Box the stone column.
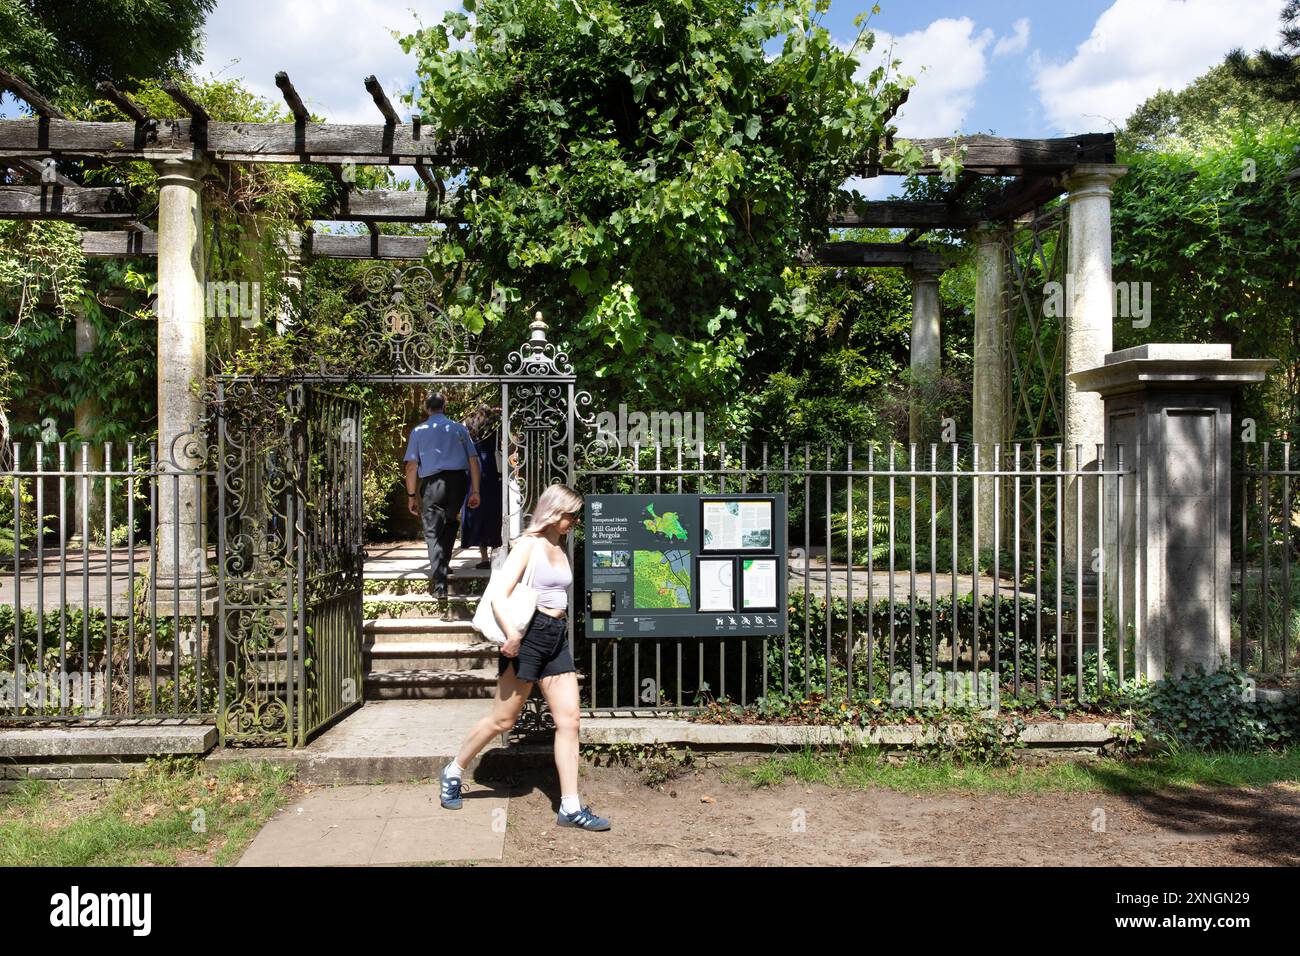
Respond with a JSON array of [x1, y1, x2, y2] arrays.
[[1060, 164, 1127, 596], [906, 260, 944, 445], [1070, 345, 1275, 680], [972, 223, 1009, 538], [72, 299, 103, 542], [154, 157, 210, 583]]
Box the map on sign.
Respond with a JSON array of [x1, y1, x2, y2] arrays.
[[642, 503, 688, 542], [633, 549, 692, 608]]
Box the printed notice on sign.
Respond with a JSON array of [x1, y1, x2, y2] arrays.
[[698, 558, 735, 611], [741, 558, 778, 610], [702, 499, 773, 551]]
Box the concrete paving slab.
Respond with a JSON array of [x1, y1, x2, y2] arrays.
[[237, 782, 508, 865]]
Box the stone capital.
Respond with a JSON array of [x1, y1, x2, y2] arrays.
[[904, 256, 948, 284], [153, 156, 212, 189], [1062, 163, 1128, 203], [968, 221, 1008, 247]]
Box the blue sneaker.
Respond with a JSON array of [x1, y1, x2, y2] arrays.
[[439, 770, 464, 810], [557, 804, 611, 831]]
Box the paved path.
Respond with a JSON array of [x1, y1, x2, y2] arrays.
[[236, 781, 510, 865]]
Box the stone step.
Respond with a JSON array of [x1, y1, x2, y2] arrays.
[[364, 617, 480, 638], [364, 667, 501, 700], [364, 561, 493, 582], [364, 640, 500, 673], [363, 593, 479, 620]]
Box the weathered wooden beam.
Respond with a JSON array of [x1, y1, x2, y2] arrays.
[[901, 172, 980, 245], [161, 80, 210, 124], [413, 164, 438, 191], [274, 72, 311, 123], [6, 158, 76, 187], [364, 76, 402, 125], [860, 133, 1115, 176], [976, 174, 1065, 223], [812, 241, 950, 270], [95, 81, 152, 124], [328, 188, 459, 222], [0, 185, 134, 219], [0, 118, 469, 164], [831, 200, 976, 229], [304, 232, 434, 259], [0, 67, 64, 118], [81, 228, 158, 257]]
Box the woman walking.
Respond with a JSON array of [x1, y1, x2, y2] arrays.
[[458, 403, 504, 569], [439, 483, 610, 831]]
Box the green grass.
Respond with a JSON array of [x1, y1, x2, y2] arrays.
[[0, 756, 298, 866], [725, 744, 1300, 796]]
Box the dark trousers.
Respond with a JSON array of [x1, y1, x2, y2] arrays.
[[420, 469, 469, 591]]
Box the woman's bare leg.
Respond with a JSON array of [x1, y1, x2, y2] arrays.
[[538, 671, 581, 799], [454, 663, 533, 770]]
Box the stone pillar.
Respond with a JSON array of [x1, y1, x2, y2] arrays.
[[906, 260, 944, 445], [972, 223, 1009, 538], [154, 157, 210, 583], [72, 300, 103, 542], [1070, 345, 1275, 680], [1062, 165, 1126, 557]]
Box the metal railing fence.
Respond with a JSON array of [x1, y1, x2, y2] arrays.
[[574, 439, 1135, 713]]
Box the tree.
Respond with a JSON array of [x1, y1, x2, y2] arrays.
[[399, 0, 918, 436], [0, 0, 216, 106], [1121, 57, 1282, 152], [1227, 0, 1300, 109]]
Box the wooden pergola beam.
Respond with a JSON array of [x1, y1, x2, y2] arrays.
[[363, 76, 402, 125], [0, 118, 470, 164], [95, 81, 152, 124], [0, 67, 65, 118], [856, 133, 1114, 176], [43, 178, 1057, 230], [812, 241, 949, 270], [81, 228, 158, 257], [0, 184, 134, 220], [976, 174, 1065, 222], [328, 188, 459, 223], [160, 80, 210, 124], [274, 72, 311, 123], [82, 229, 957, 269], [4, 158, 77, 187], [831, 200, 976, 229], [0, 117, 1113, 177]]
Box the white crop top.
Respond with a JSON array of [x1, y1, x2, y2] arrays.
[[528, 538, 572, 609]]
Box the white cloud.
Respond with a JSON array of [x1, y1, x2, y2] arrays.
[[198, 0, 458, 123], [993, 18, 1030, 58], [1032, 0, 1284, 133], [853, 18, 995, 137], [842, 175, 902, 201]]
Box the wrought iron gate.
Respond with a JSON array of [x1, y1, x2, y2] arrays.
[[212, 263, 587, 744], [214, 381, 364, 746]]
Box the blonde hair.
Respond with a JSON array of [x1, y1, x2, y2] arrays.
[[518, 482, 583, 539]]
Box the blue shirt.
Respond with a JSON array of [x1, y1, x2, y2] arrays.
[[404, 413, 475, 479]]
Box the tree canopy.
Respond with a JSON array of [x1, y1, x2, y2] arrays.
[[0, 0, 215, 105], [399, 0, 918, 435]]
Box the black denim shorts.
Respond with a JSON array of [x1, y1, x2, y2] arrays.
[[498, 609, 575, 682]]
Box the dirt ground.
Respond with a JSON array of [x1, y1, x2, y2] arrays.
[[462, 763, 1300, 867]]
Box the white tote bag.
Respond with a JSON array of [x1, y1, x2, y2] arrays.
[[472, 538, 541, 644]]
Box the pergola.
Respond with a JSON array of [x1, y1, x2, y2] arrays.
[[0, 66, 1126, 567]]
